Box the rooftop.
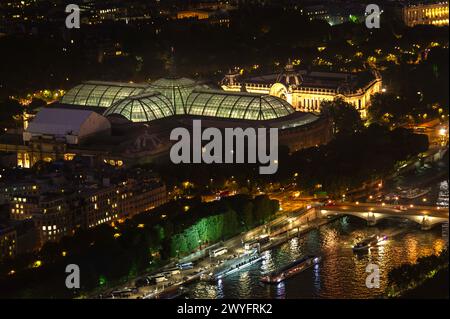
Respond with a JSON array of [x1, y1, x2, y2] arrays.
[[186, 89, 295, 121], [103, 92, 174, 122], [60, 81, 147, 108], [145, 77, 208, 114], [26, 108, 109, 137]]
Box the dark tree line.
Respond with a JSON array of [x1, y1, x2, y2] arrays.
[[155, 121, 429, 198], [277, 124, 429, 195], [386, 250, 448, 298]]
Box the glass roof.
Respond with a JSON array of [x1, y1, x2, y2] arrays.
[[186, 89, 295, 120], [145, 77, 203, 115], [60, 79, 298, 123], [60, 81, 147, 108], [277, 113, 319, 129], [103, 92, 174, 122]]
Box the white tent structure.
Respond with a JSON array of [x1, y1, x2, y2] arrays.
[[24, 108, 111, 144]]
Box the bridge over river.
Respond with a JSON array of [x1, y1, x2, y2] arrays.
[[320, 202, 449, 230]]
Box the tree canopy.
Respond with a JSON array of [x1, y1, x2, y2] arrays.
[[0, 98, 22, 123], [321, 98, 364, 135]]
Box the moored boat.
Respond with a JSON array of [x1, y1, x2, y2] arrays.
[[212, 249, 264, 281], [260, 255, 321, 284]]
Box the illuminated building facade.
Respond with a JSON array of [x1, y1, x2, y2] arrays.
[[221, 61, 382, 119], [402, 2, 449, 27], [3, 175, 167, 248], [177, 10, 210, 20], [32, 194, 73, 245], [175, 9, 230, 27], [303, 5, 330, 22], [10, 195, 38, 221], [0, 226, 16, 261], [33, 179, 166, 247]]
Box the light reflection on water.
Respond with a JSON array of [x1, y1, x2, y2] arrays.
[[187, 216, 446, 299], [275, 281, 286, 299]]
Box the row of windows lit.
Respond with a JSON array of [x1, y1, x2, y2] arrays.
[[42, 225, 57, 231], [43, 230, 63, 236], [103, 159, 124, 166], [3, 185, 37, 193], [88, 215, 116, 228], [242, 84, 338, 94]]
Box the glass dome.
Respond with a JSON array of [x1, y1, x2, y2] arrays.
[[186, 89, 295, 120], [103, 92, 174, 122], [146, 77, 205, 115], [60, 81, 147, 107]]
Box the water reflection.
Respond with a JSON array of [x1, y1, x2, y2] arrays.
[[313, 262, 321, 293], [237, 272, 251, 298], [275, 281, 286, 299], [217, 278, 224, 298], [260, 250, 273, 273], [289, 237, 298, 252], [188, 208, 445, 299]]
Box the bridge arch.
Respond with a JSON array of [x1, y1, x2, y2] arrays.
[[320, 209, 448, 230]]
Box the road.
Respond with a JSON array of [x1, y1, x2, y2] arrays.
[[99, 203, 323, 299]]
